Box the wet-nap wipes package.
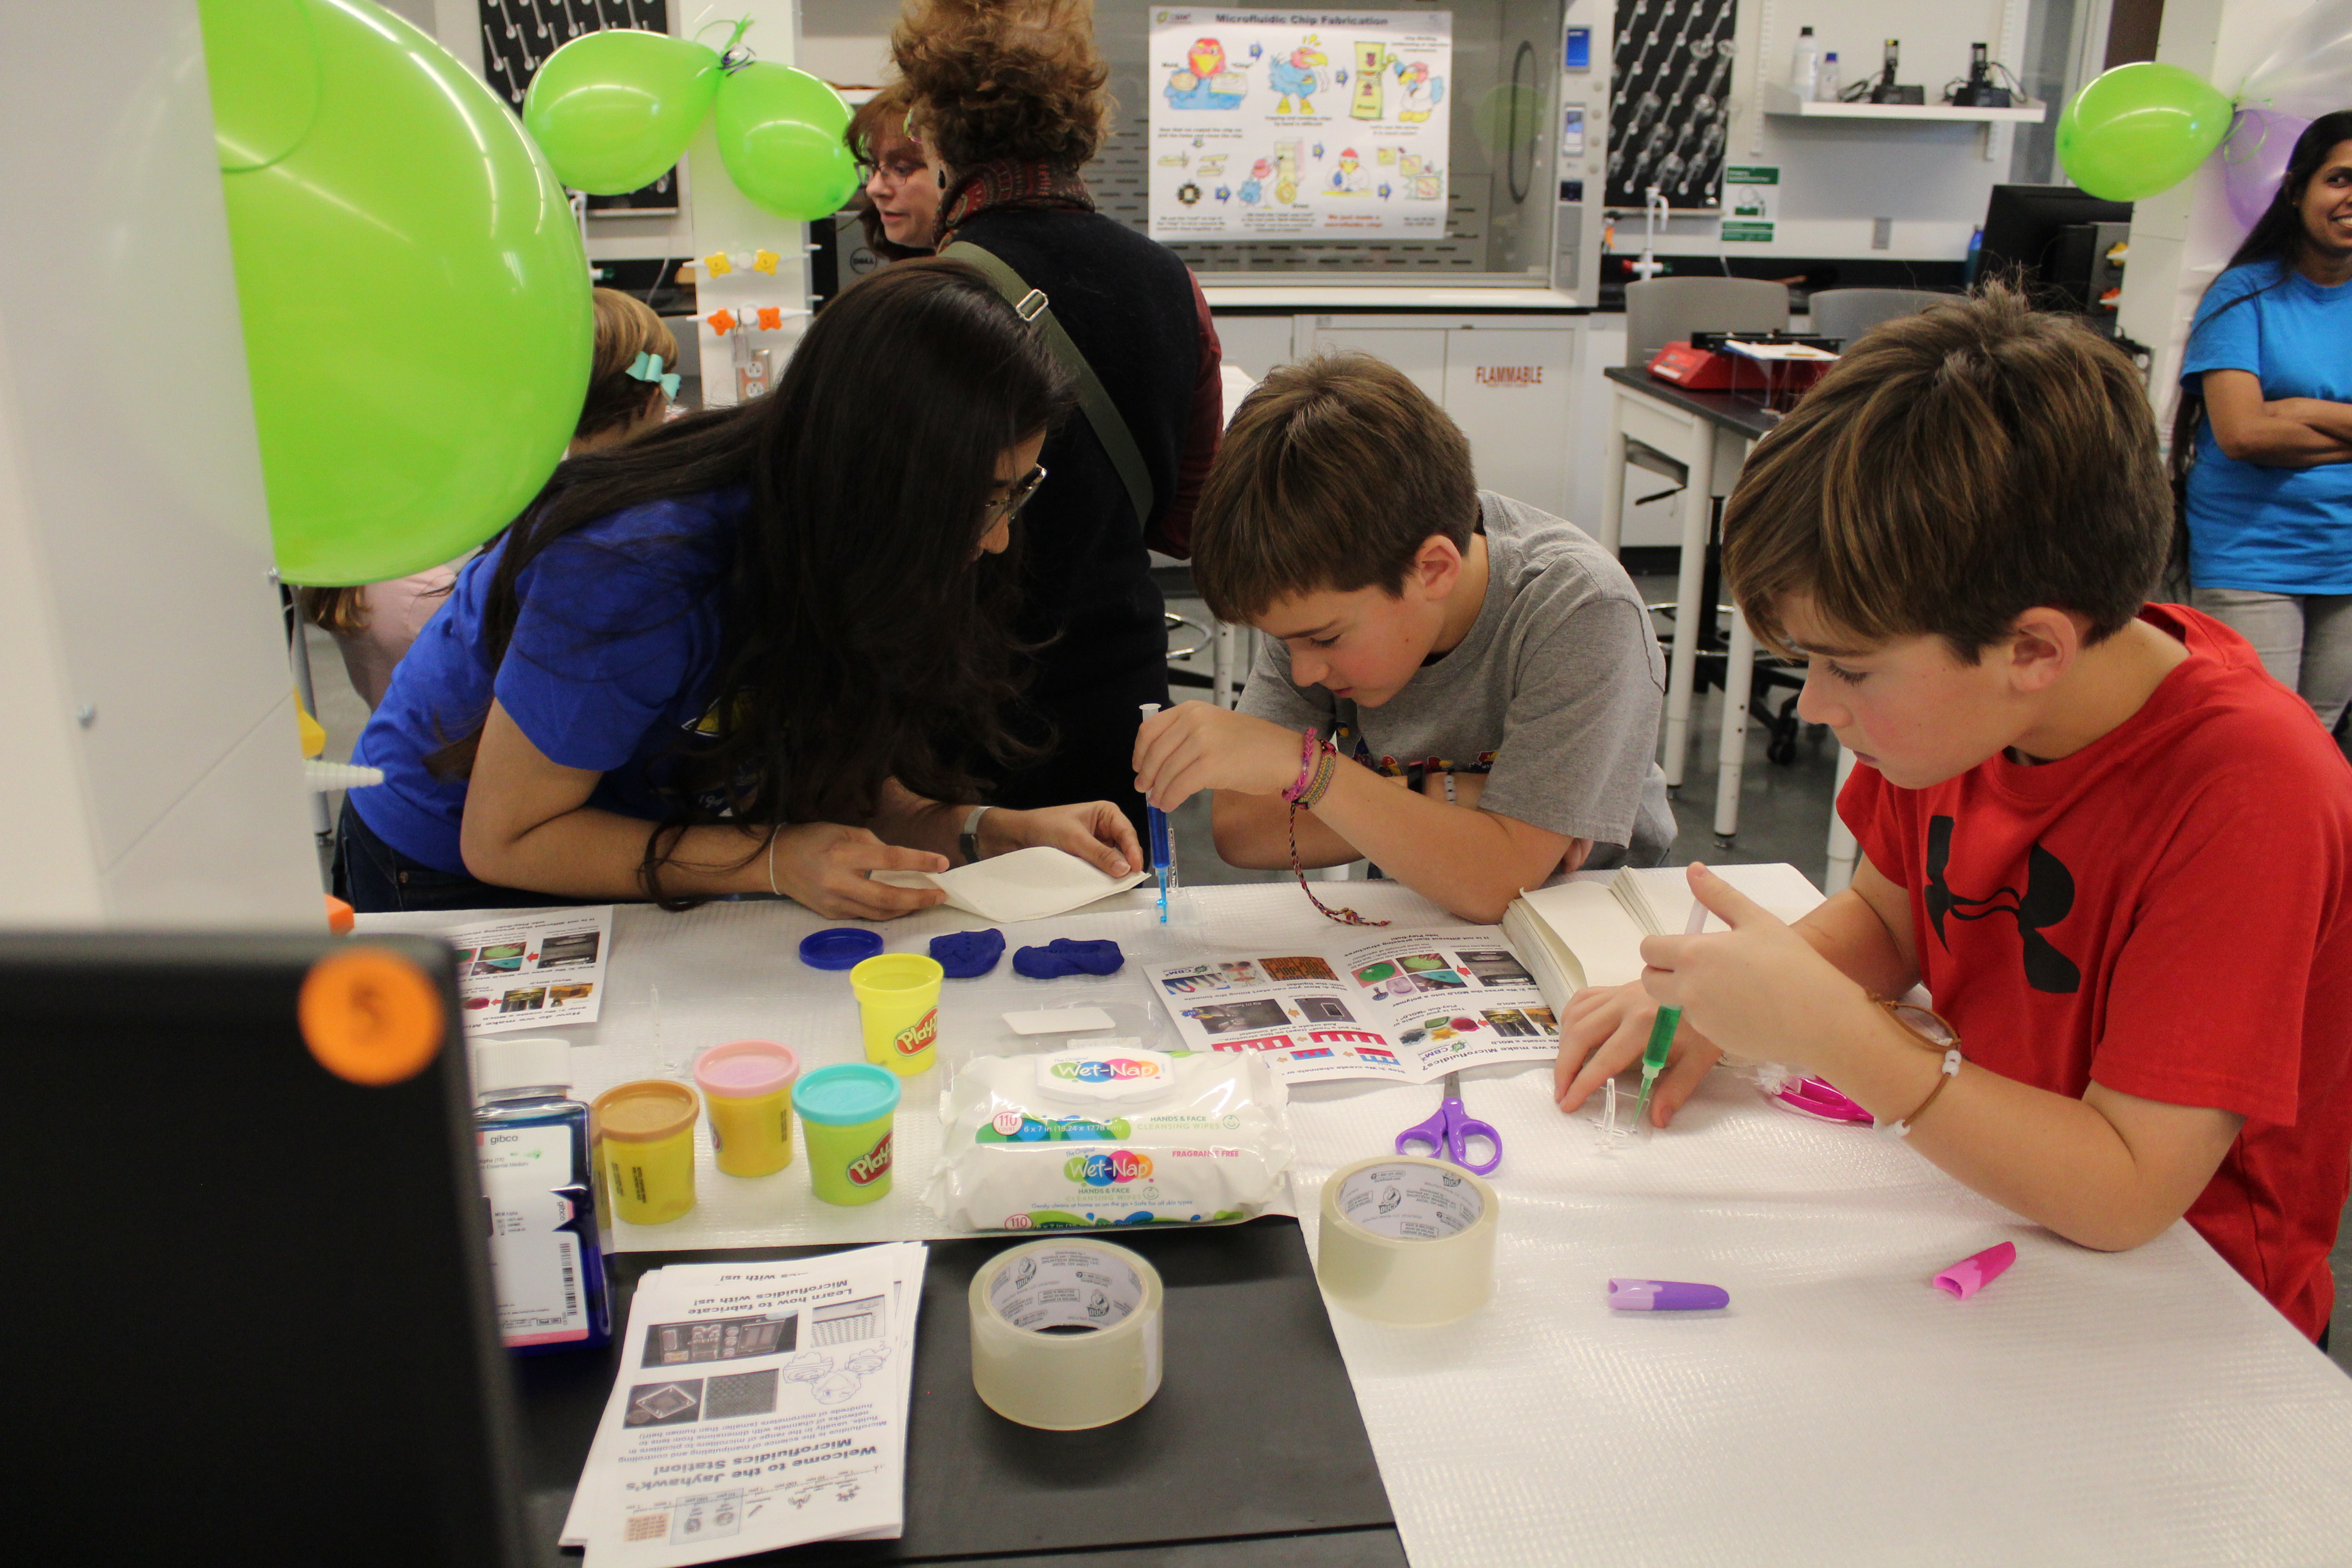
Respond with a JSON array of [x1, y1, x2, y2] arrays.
[[927, 1043, 1295, 1231]]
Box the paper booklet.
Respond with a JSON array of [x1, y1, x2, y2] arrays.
[[563, 1242, 927, 1565], [1144, 929, 1565, 1086], [436, 905, 612, 1034], [1501, 863, 1824, 1015], [871, 845, 1147, 923]]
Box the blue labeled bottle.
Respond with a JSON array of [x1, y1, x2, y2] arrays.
[[472, 1037, 612, 1354]]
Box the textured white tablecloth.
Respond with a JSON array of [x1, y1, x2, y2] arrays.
[[361, 882, 2352, 1565]]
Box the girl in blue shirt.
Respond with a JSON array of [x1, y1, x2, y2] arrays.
[[2177, 111, 2352, 739], [343, 261, 1139, 914]]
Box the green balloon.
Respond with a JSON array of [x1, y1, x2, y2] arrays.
[[715, 62, 859, 221], [204, 0, 592, 585], [524, 28, 721, 196], [200, 0, 323, 172], [2056, 61, 2234, 203]]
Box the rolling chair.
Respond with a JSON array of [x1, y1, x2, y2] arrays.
[[1806, 287, 1951, 347]]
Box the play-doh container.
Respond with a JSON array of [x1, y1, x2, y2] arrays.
[[591, 1079, 700, 1225], [794, 1063, 901, 1205], [691, 1040, 801, 1178], [850, 953, 944, 1074]]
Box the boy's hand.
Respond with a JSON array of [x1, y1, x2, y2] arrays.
[[1637, 864, 1872, 1076], [1553, 980, 1722, 1127], [981, 802, 1140, 879], [1133, 701, 1309, 810]]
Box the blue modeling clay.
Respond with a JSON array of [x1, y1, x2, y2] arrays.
[[929, 928, 1005, 979], [1012, 938, 1125, 979]]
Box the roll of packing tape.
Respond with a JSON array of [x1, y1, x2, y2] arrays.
[[969, 1239, 1164, 1431], [1317, 1155, 1498, 1326]]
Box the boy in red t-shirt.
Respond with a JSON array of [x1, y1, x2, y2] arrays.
[[1553, 285, 2352, 1344]]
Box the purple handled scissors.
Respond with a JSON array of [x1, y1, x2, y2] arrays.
[[1395, 1070, 1501, 1175]]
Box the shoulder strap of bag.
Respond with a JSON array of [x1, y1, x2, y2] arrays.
[[941, 240, 1157, 530]]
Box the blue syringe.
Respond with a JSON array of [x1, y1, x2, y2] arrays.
[[1138, 703, 1176, 922]]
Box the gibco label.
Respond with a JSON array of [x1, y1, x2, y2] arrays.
[[848, 1130, 894, 1186], [894, 1009, 938, 1057]]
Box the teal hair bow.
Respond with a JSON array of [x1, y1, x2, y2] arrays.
[[628, 350, 681, 399]]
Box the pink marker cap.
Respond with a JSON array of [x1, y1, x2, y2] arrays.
[[692, 1039, 801, 1101], [1932, 1240, 2017, 1300]]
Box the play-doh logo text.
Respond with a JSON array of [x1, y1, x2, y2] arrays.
[[894, 1009, 937, 1056], [1065, 1149, 1154, 1186], [1050, 1057, 1164, 1083], [848, 1131, 894, 1186]]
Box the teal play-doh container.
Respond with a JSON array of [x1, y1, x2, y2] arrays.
[[793, 1063, 902, 1205]]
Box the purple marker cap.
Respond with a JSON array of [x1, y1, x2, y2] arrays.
[[1607, 1278, 1730, 1311]]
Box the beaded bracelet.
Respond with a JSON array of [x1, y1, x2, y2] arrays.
[[1284, 733, 1388, 927]]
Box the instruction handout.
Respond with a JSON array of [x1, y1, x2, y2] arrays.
[[563, 1242, 927, 1565], [1146, 928, 1559, 1085], [1148, 9, 1453, 240], [434, 905, 612, 1033]]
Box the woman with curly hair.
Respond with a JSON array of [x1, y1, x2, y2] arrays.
[[893, 0, 1224, 831]]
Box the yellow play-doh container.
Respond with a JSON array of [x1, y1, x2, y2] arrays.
[[592, 1079, 700, 1225], [850, 953, 944, 1074], [691, 1039, 800, 1178], [794, 1064, 901, 1205]]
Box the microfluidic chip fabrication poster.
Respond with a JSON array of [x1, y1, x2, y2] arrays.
[[1147, 10, 1453, 240]]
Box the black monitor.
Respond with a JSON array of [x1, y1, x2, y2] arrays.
[[9, 931, 529, 1566], [1976, 184, 2134, 311]]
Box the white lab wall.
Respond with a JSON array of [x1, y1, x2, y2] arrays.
[[2114, 0, 2312, 428], [0, 0, 319, 928]]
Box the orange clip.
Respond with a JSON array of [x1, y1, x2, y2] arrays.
[[756, 307, 784, 331], [706, 309, 738, 336]]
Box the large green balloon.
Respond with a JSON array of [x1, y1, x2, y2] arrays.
[[524, 28, 721, 196], [199, 0, 592, 586], [2056, 62, 2234, 203], [715, 62, 859, 220]]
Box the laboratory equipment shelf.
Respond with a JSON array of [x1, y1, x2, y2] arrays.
[[1761, 84, 2048, 122]]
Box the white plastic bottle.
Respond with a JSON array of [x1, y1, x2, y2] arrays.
[[1817, 50, 1842, 102], [1790, 27, 1818, 98]]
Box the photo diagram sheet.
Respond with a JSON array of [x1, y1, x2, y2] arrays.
[[1147, 8, 1453, 240], [1146, 929, 1557, 1084], [565, 1243, 926, 1566], [440, 905, 612, 1033]]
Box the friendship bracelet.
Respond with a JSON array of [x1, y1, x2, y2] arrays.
[[1282, 735, 1387, 926], [1295, 745, 1339, 812], [1281, 728, 1322, 803]]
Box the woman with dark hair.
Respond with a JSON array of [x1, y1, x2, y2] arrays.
[[338, 260, 1139, 916], [2176, 110, 2352, 738], [847, 82, 937, 262], [893, 0, 1225, 830]]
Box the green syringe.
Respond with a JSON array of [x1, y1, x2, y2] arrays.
[[1631, 895, 1714, 1127]]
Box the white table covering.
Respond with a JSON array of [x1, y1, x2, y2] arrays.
[[360, 882, 2352, 1565]]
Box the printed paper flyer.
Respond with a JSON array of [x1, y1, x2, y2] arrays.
[[1147, 9, 1453, 240]]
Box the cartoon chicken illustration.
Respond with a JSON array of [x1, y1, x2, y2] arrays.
[[1328, 147, 1371, 193], [1239, 157, 1270, 204], [1269, 39, 1328, 114], [1164, 36, 1249, 109], [1395, 60, 1445, 122]]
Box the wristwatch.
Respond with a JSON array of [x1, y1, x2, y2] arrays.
[[959, 805, 993, 866]]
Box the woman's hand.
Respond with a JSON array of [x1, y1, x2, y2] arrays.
[[1134, 702, 1310, 809], [981, 802, 1142, 878], [1553, 980, 1723, 1127], [768, 823, 948, 920]]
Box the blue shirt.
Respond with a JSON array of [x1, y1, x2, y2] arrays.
[[352, 488, 746, 873], [2180, 259, 2352, 594]]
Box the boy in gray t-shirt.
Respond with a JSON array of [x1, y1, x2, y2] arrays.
[[1133, 353, 1674, 924]]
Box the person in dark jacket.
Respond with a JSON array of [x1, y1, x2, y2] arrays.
[[893, 0, 1224, 830]]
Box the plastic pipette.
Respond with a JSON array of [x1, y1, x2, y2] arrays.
[[1138, 703, 1174, 922], [1630, 896, 1713, 1127]]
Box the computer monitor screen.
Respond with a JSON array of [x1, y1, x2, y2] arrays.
[[1976, 184, 2134, 309], [9, 931, 528, 1565]]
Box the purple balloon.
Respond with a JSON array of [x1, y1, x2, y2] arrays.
[[2222, 108, 2311, 230]]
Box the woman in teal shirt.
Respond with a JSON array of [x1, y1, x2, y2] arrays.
[[2177, 112, 2352, 740]]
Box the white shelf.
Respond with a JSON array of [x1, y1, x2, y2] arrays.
[[1761, 83, 2047, 122]]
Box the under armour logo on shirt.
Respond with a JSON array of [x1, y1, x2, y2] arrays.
[[1924, 815, 2082, 994]]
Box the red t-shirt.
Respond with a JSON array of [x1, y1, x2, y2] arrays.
[[1842, 605, 2352, 1340]]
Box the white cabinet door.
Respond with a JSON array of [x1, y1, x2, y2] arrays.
[[1443, 328, 1575, 517], [1298, 326, 1450, 407]]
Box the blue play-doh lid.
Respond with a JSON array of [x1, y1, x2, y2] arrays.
[[793, 1063, 902, 1126], [799, 927, 885, 970]]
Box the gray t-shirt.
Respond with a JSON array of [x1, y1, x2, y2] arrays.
[[1238, 491, 1675, 868]]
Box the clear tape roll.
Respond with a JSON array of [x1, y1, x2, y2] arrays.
[[968, 1238, 1164, 1431], [1316, 1155, 1499, 1326]]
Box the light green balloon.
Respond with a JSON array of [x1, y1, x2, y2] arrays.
[[204, 0, 592, 585], [199, 0, 323, 172], [715, 62, 859, 221], [524, 28, 721, 196], [2056, 61, 2234, 203]]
